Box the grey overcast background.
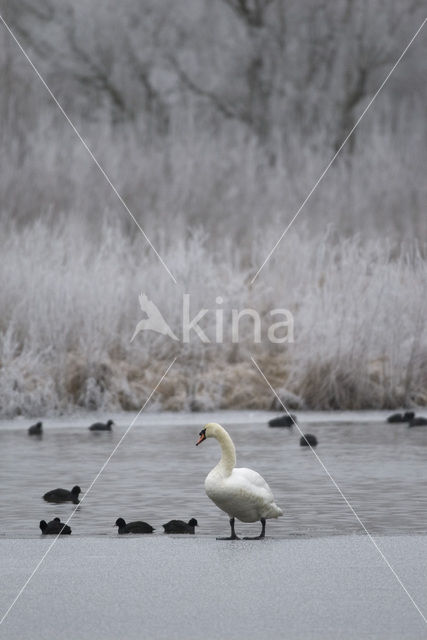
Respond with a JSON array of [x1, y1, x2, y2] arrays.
[[0, 0, 426, 416]]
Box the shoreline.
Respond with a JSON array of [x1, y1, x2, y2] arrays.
[[3, 408, 427, 430]]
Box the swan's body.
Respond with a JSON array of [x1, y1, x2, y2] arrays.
[[197, 423, 282, 539], [205, 466, 282, 523]]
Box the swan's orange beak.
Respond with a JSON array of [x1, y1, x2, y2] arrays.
[[196, 429, 206, 446]]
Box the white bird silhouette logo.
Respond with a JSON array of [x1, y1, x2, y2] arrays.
[[130, 293, 178, 342]]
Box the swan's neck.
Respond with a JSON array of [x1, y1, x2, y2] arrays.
[[213, 427, 236, 476]]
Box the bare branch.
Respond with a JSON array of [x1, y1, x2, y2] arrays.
[[221, 0, 274, 27], [167, 54, 250, 125]]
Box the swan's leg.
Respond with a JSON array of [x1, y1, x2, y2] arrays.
[[216, 517, 240, 540], [243, 518, 266, 540]]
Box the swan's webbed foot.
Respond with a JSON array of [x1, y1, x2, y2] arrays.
[[243, 518, 266, 540], [217, 518, 240, 540]]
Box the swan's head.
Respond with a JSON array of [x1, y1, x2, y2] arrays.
[[115, 518, 126, 528], [196, 422, 222, 445], [188, 518, 198, 527]]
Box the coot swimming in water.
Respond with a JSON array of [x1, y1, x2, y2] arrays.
[[387, 412, 414, 423], [115, 518, 155, 534], [300, 434, 318, 447], [89, 419, 114, 431], [28, 421, 42, 435], [408, 416, 427, 427], [40, 517, 71, 535], [163, 518, 198, 534], [43, 486, 81, 504], [268, 414, 296, 428]]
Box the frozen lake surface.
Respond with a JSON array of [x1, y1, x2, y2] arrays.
[[1, 535, 427, 639], [1, 410, 427, 538]]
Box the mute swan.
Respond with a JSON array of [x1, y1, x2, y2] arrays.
[[39, 517, 71, 535], [163, 518, 198, 534], [196, 422, 282, 539], [115, 518, 155, 534], [89, 419, 114, 431], [43, 486, 81, 504]]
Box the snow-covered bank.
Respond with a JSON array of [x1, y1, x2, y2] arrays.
[[1, 535, 427, 639], [1, 222, 426, 418]]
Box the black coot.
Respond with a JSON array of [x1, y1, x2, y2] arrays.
[[40, 517, 71, 535], [115, 518, 155, 534], [300, 434, 318, 447], [268, 414, 296, 427], [163, 518, 198, 534], [409, 416, 427, 427], [43, 486, 81, 504], [28, 421, 42, 435], [89, 420, 114, 431]]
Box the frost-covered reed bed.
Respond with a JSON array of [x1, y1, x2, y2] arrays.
[[0, 217, 426, 417]]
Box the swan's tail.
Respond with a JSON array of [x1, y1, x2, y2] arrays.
[[266, 502, 283, 518]]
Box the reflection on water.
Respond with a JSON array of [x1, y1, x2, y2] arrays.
[[1, 416, 427, 538]]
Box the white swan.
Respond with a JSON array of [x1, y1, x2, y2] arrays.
[[196, 422, 282, 539]]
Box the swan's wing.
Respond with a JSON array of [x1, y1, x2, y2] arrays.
[[232, 467, 275, 501], [225, 467, 282, 520]]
